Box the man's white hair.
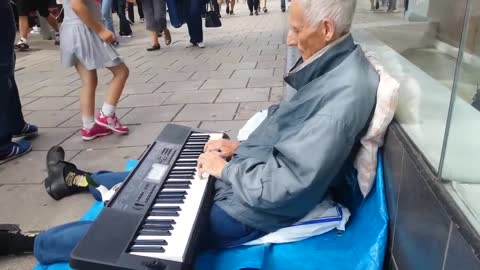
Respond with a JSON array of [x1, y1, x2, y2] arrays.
[[299, 0, 357, 34]]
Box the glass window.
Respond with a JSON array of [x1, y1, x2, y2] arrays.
[[441, 0, 480, 232], [354, 0, 469, 172]]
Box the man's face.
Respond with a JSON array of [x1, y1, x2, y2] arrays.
[[287, 0, 332, 61]]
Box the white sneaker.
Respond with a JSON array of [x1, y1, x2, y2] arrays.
[[30, 26, 41, 34], [197, 42, 205, 48], [186, 42, 196, 48]]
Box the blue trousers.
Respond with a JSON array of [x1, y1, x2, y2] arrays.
[[0, 3, 25, 147], [280, 0, 286, 9], [34, 171, 265, 265], [186, 0, 203, 44]]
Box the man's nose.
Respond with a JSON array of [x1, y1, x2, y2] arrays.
[[287, 31, 296, 47]]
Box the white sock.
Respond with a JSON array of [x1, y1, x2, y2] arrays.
[[82, 116, 95, 130], [19, 38, 28, 44], [102, 103, 116, 117]]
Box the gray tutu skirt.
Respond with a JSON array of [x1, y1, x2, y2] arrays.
[[60, 23, 123, 71]]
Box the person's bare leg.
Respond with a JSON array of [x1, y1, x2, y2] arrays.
[[75, 63, 98, 120], [230, 0, 235, 13], [18, 16, 29, 39], [105, 63, 129, 106], [150, 31, 159, 47], [45, 14, 59, 32]]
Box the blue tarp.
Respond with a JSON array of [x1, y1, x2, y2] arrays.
[[34, 155, 388, 270]]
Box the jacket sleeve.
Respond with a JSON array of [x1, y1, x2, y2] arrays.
[[221, 114, 354, 209]]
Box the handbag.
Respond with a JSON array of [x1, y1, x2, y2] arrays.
[[205, 0, 222, 28]]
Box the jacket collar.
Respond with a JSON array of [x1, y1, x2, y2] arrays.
[[284, 34, 356, 91]]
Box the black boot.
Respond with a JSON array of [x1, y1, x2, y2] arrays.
[[0, 224, 36, 255], [44, 146, 90, 201]]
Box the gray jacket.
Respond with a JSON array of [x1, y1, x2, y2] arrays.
[[215, 35, 379, 232]]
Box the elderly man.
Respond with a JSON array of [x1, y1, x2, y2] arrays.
[[26, 0, 378, 264]]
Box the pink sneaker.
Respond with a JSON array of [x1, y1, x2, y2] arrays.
[[81, 124, 113, 141], [95, 111, 129, 134]]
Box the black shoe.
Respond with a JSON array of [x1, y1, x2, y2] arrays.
[[226, 6, 229, 14], [250, 11, 253, 16], [44, 146, 89, 201], [0, 224, 36, 256], [263, 7, 268, 13], [147, 44, 161, 51], [15, 40, 30, 51], [281, 7, 286, 12], [255, 11, 259, 15]]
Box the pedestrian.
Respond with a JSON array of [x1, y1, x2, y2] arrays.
[[0, 0, 38, 164], [247, 0, 259, 15], [225, 0, 235, 15], [112, 0, 132, 36], [280, 0, 286, 12], [142, 0, 172, 51], [14, 0, 61, 50], [100, 0, 117, 43], [186, 0, 205, 48], [60, 0, 130, 141], [127, 0, 144, 23]]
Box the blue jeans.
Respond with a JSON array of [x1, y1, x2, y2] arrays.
[[0, 3, 25, 147], [101, 0, 115, 34], [280, 0, 285, 9], [187, 0, 203, 44], [34, 171, 265, 264]]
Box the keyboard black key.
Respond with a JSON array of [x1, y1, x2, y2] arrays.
[[143, 219, 176, 224], [155, 198, 184, 204], [142, 224, 174, 230], [157, 194, 186, 199], [134, 240, 168, 246], [168, 175, 194, 179], [152, 206, 181, 211], [166, 180, 191, 185], [159, 191, 187, 196], [164, 183, 190, 189], [139, 230, 171, 236], [150, 211, 179, 217], [130, 246, 165, 253]]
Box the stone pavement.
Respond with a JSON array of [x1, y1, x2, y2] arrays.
[[0, 1, 406, 268]]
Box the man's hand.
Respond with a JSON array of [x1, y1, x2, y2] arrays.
[[197, 152, 227, 178], [204, 139, 240, 159], [98, 28, 116, 43]]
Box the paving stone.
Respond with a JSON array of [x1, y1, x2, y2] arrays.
[[70, 146, 146, 173], [201, 78, 248, 89], [149, 70, 194, 82], [0, 255, 36, 270], [26, 85, 79, 97], [200, 120, 247, 139], [256, 60, 287, 69], [59, 108, 131, 127], [23, 97, 78, 111], [174, 103, 238, 121], [24, 110, 77, 127], [28, 127, 78, 150], [0, 184, 93, 231], [189, 70, 233, 80], [234, 101, 276, 120], [122, 73, 157, 84], [241, 55, 278, 62], [216, 88, 270, 103], [123, 83, 164, 94], [156, 80, 206, 92], [20, 97, 39, 106], [270, 86, 285, 102], [231, 68, 275, 78], [60, 123, 168, 150], [0, 150, 79, 184], [181, 62, 220, 72], [247, 76, 284, 88], [117, 93, 172, 108], [217, 62, 257, 71], [121, 105, 183, 124], [163, 90, 220, 104]]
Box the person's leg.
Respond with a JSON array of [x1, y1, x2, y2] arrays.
[[280, 0, 285, 11], [37, 0, 60, 44], [101, 0, 115, 34], [247, 0, 254, 13], [76, 63, 97, 128], [88, 171, 130, 201], [95, 63, 129, 133], [127, 1, 135, 22], [137, 0, 144, 20], [208, 203, 266, 249], [230, 0, 235, 14], [116, 0, 132, 35], [253, 0, 259, 14], [186, 0, 203, 44], [34, 221, 93, 265]]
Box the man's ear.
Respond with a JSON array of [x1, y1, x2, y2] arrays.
[[321, 19, 336, 42]]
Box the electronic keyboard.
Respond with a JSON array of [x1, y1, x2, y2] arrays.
[[70, 124, 225, 270]]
